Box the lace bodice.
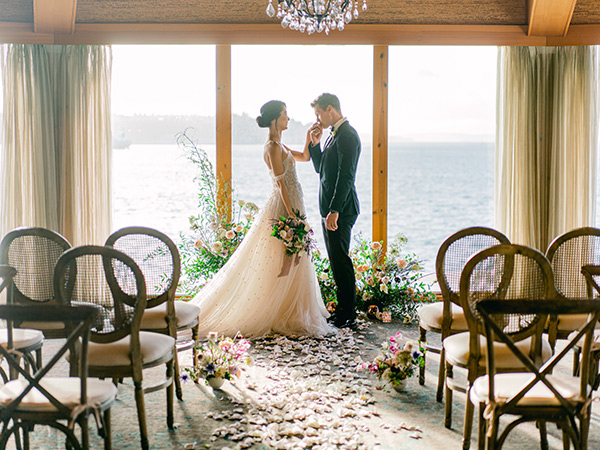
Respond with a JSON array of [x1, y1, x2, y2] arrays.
[[265, 142, 305, 215]]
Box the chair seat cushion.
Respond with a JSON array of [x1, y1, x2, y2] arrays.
[[0, 328, 43, 349], [443, 332, 552, 369], [470, 372, 585, 407], [140, 301, 201, 331], [555, 313, 596, 332], [567, 329, 600, 350], [0, 377, 117, 412], [417, 302, 468, 332], [87, 331, 175, 367]]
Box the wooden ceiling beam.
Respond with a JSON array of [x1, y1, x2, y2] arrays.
[[34, 0, 78, 34], [528, 0, 577, 37]]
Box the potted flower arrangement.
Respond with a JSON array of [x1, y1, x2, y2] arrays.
[[359, 332, 425, 392], [183, 331, 253, 389]]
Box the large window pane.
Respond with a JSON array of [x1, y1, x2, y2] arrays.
[[388, 46, 497, 275], [231, 45, 373, 249], [111, 45, 216, 241]]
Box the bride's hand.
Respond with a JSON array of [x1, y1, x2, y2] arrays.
[[309, 123, 322, 145]]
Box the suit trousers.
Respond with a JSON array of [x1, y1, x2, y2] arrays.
[[322, 214, 358, 321]]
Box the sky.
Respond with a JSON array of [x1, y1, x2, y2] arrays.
[[111, 45, 498, 142]]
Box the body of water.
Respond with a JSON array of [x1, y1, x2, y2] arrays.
[[113, 141, 495, 277]]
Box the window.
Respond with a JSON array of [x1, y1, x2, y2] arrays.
[[388, 46, 497, 274], [111, 45, 216, 241]]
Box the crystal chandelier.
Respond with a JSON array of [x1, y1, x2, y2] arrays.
[[265, 0, 368, 35]]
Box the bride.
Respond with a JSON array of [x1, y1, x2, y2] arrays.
[[191, 100, 331, 337]]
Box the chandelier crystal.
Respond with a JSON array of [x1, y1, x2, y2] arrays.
[[266, 0, 367, 35]]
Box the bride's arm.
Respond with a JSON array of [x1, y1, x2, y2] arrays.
[[286, 124, 319, 162], [265, 144, 296, 218]]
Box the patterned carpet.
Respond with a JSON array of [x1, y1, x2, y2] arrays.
[[5, 320, 600, 449]]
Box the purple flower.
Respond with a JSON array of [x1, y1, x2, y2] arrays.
[[180, 373, 191, 384], [205, 363, 217, 375]]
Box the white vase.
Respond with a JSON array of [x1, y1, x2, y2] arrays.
[[392, 379, 407, 392], [207, 377, 225, 389]]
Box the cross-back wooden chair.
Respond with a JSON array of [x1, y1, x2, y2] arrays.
[[444, 244, 555, 449], [545, 227, 600, 355], [0, 304, 118, 450], [54, 245, 175, 450], [418, 227, 510, 402], [472, 298, 600, 450], [578, 265, 600, 390], [105, 226, 200, 401], [0, 265, 44, 381]]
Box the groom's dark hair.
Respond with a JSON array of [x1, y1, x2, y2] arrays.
[[311, 93, 341, 112]]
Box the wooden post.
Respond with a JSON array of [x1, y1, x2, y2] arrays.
[[216, 44, 232, 221], [373, 45, 388, 250]]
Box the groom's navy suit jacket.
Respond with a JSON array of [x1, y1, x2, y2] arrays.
[[308, 120, 361, 219]]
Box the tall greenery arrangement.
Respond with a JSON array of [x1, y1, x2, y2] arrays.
[[177, 129, 258, 295]]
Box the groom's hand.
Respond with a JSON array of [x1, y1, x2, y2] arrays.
[[325, 212, 339, 231]]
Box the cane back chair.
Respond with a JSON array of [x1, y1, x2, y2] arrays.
[[418, 227, 509, 402], [105, 226, 200, 401], [0, 227, 72, 342], [471, 298, 600, 450], [545, 227, 600, 354], [54, 245, 175, 450], [0, 305, 117, 450], [578, 265, 600, 390], [444, 244, 555, 449]]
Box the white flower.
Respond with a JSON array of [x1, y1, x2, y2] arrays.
[[212, 241, 223, 252], [304, 223, 311, 232], [279, 230, 287, 239], [355, 272, 362, 281], [235, 224, 243, 233], [362, 292, 372, 300], [225, 230, 236, 240], [319, 272, 328, 281], [194, 239, 203, 249], [382, 276, 390, 284], [207, 332, 218, 342], [237, 200, 246, 207], [380, 283, 388, 294]]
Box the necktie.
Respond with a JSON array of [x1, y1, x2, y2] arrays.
[[324, 127, 335, 148]]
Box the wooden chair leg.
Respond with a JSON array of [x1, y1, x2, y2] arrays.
[[133, 380, 149, 450], [80, 416, 90, 449], [477, 403, 486, 450], [166, 360, 175, 430], [463, 390, 474, 450], [537, 420, 548, 450], [573, 346, 581, 376], [487, 415, 499, 450], [419, 327, 427, 385], [445, 362, 453, 429], [437, 347, 446, 402], [192, 324, 199, 366], [104, 409, 112, 450], [173, 349, 183, 401]]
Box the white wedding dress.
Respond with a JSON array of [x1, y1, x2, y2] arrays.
[[191, 143, 331, 338]]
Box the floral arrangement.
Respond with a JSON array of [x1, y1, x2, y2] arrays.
[[177, 129, 259, 295], [359, 332, 425, 388], [270, 209, 315, 257], [315, 233, 435, 323], [183, 332, 253, 384]]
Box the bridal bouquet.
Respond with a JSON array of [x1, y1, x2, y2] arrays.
[[358, 332, 425, 388], [271, 209, 315, 257], [183, 332, 253, 384]]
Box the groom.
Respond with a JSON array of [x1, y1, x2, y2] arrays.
[[308, 93, 361, 329]]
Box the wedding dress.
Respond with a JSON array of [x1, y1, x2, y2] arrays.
[[191, 142, 331, 337]]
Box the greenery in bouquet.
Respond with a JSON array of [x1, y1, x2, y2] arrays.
[[182, 332, 253, 384], [270, 209, 315, 257], [351, 233, 435, 322], [359, 332, 425, 388], [177, 129, 259, 295]]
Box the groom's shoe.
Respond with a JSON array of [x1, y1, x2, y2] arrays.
[[334, 317, 357, 330]]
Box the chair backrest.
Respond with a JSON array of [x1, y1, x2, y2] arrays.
[[581, 265, 600, 297], [476, 298, 600, 423], [0, 227, 71, 307], [546, 227, 600, 299], [0, 304, 98, 418], [53, 245, 147, 344], [436, 227, 510, 306], [460, 244, 555, 361], [105, 226, 180, 310]]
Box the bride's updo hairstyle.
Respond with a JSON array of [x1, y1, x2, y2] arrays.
[[256, 100, 286, 128]]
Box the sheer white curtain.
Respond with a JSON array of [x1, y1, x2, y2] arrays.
[[496, 46, 599, 251], [1, 44, 112, 245]]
